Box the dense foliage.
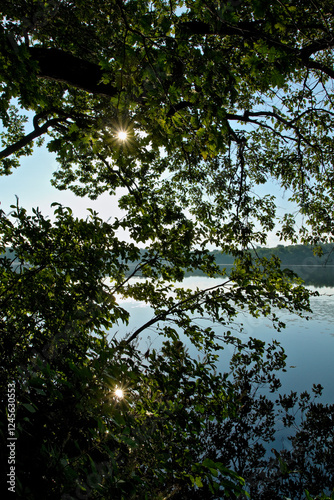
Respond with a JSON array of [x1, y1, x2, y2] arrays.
[[1, 0, 334, 498]]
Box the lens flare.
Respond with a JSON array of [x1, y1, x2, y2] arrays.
[[114, 388, 124, 399], [117, 130, 128, 141]]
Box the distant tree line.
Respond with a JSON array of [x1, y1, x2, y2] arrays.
[[122, 244, 334, 278]]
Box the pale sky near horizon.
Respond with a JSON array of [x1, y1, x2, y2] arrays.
[[1, 144, 126, 218], [1, 137, 298, 248]]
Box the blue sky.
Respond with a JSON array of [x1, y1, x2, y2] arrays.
[[1, 138, 298, 248], [1, 144, 126, 220]]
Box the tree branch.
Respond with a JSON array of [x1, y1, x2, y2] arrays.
[[300, 37, 334, 58], [304, 58, 334, 80], [167, 101, 194, 117], [124, 280, 232, 344], [28, 47, 119, 97], [0, 117, 63, 159], [178, 20, 299, 54], [179, 20, 334, 79]]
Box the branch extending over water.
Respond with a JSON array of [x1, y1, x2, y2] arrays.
[[124, 279, 232, 345]]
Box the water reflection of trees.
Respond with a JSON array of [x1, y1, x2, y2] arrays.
[[288, 266, 334, 288], [176, 338, 334, 499], [187, 265, 334, 288]]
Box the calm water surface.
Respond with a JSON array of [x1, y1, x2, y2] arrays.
[[114, 276, 334, 404]]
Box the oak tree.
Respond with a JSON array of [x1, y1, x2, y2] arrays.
[[1, 0, 334, 498]]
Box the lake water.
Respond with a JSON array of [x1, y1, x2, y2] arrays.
[[114, 274, 334, 406]]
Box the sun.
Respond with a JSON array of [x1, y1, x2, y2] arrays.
[[114, 387, 124, 399], [117, 130, 128, 141], [107, 122, 135, 152]]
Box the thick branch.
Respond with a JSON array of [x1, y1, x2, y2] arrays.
[[304, 58, 334, 80], [179, 20, 299, 54], [28, 47, 119, 97], [300, 37, 334, 58], [0, 117, 62, 159], [180, 20, 334, 78]]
